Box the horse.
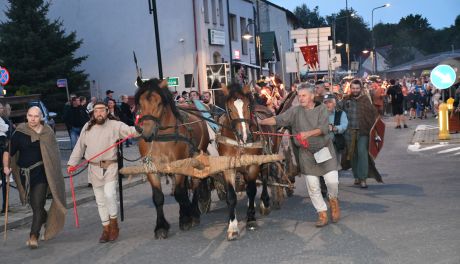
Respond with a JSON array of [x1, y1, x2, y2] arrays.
[[134, 77, 210, 239], [217, 82, 275, 240]]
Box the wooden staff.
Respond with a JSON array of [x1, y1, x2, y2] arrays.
[[3, 144, 11, 241]]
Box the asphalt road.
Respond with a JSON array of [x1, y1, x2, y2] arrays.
[[1, 118, 459, 264]]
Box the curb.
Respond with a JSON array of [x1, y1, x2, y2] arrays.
[[0, 176, 146, 233]]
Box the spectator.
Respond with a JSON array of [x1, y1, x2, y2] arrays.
[[107, 99, 121, 120], [104, 90, 114, 104], [416, 90, 429, 119], [87, 97, 97, 112], [0, 103, 10, 214], [119, 95, 135, 147], [65, 97, 89, 148], [189, 90, 200, 101], [387, 79, 407, 128]]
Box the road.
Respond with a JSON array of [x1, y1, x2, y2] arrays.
[[1, 119, 459, 264]]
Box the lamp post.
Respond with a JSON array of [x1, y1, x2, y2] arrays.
[[243, 22, 263, 78], [332, 12, 355, 74], [371, 3, 390, 74], [148, 0, 163, 79]]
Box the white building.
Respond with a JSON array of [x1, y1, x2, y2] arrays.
[[0, 0, 296, 97]]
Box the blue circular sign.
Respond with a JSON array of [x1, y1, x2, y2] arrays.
[[0, 67, 10, 86], [430, 64, 456, 89]]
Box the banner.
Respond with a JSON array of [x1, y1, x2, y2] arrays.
[[299, 45, 319, 70]]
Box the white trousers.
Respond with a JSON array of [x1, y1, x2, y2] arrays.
[[93, 181, 118, 225], [304, 170, 339, 212]]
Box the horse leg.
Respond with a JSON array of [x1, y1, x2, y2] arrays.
[[190, 178, 210, 227], [260, 164, 271, 216], [224, 169, 239, 241], [174, 174, 193, 231], [147, 173, 169, 239], [244, 167, 258, 230]]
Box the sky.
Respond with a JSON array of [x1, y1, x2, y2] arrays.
[[270, 0, 460, 29]]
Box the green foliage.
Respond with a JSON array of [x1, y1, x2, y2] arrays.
[[0, 0, 88, 114], [293, 4, 327, 28], [293, 3, 460, 68]]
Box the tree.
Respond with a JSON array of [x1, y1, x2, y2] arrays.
[[326, 9, 371, 68], [0, 0, 87, 112], [293, 4, 327, 28]]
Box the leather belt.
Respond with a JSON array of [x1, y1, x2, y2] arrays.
[[89, 160, 117, 169]]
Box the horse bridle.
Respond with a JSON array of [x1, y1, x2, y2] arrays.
[[225, 97, 257, 143]]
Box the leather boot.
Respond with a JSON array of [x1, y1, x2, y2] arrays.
[[315, 211, 328, 227], [99, 225, 110, 243], [26, 234, 39, 249], [108, 218, 119, 242], [329, 198, 341, 223]]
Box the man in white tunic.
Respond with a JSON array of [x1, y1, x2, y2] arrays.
[[67, 102, 139, 243]]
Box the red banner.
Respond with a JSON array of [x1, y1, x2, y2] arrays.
[[300, 45, 319, 70]]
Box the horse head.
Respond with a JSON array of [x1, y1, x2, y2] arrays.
[[134, 77, 179, 142], [221, 83, 256, 144]]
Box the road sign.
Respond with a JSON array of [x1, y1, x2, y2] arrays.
[[0, 67, 10, 86], [167, 77, 179, 87], [57, 79, 68, 88], [430, 65, 456, 89]]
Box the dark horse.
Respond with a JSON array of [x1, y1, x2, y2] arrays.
[[134, 78, 210, 239], [217, 83, 273, 240]]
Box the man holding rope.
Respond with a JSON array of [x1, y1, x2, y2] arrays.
[[67, 102, 139, 243], [3, 106, 66, 249], [258, 83, 340, 227]]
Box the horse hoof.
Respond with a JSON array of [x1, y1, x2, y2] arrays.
[[259, 203, 271, 216], [154, 228, 168, 240], [192, 217, 200, 227], [179, 221, 192, 231], [227, 231, 239, 241], [286, 188, 294, 197], [246, 221, 258, 231], [272, 201, 281, 210]]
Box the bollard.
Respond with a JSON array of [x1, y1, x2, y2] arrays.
[[447, 97, 455, 111], [438, 103, 450, 140]]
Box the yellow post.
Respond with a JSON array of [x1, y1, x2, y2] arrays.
[[438, 103, 450, 140]]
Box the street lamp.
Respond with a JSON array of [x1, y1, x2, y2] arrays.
[[242, 22, 263, 78], [332, 13, 355, 47], [371, 3, 390, 74], [336, 41, 344, 47]]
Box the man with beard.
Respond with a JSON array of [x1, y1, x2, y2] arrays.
[[3, 106, 66, 249], [340, 80, 381, 188], [67, 102, 139, 243]]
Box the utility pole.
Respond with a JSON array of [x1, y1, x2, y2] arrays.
[[148, 0, 163, 79], [346, 0, 350, 73]]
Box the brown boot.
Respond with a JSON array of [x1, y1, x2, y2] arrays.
[[329, 198, 341, 223], [315, 211, 328, 227], [108, 218, 119, 242], [26, 234, 39, 249], [99, 224, 110, 243]]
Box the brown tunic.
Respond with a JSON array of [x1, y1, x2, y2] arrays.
[[275, 103, 338, 176]]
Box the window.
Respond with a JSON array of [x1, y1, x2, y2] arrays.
[[211, 0, 217, 24], [204, 0, 209, 23], [218, 0, 224, 26], [240, 17, 248, 55], [229, 14, 237, 41], [248, 19, 254, 43], [185, 74, 195, 88]]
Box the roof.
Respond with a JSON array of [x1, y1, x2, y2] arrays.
[[259, 0, 298, 24], [385, 49, 460, 73], [259, 31, 280, 62]]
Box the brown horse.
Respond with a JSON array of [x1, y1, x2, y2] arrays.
[[134, 78, 210, 239], [217, 83, 273, 240]]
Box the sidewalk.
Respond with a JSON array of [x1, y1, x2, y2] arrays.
[[410, 120, 460, 145], [0, 131, 146, 233]]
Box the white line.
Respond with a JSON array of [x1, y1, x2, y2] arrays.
[[411, 144, 446, 152], [57, 137, 70, 142], [454, 152, 460, 156], [437, 147, 460, 154]]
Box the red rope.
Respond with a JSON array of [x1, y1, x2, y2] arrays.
[[254, 131, 309, 148], [67, 134, 135, 228]]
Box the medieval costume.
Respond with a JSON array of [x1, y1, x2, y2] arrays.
[[340, 93, 383, 188], [274, 102, 340, 226], [68, 118, 138, 243], [9, 123, 67, 247]]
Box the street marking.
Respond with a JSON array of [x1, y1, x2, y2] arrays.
[[454, 152, 460, 156], [408, 144, 445, 152], [57, 137, 70, 142], [437, 147, 460, 154]]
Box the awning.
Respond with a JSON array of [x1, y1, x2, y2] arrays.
[[233, 60, 269, 71], [259, 32, 279, 63]]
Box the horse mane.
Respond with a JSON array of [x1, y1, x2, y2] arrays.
[[226, 82, 255, 107], [134, 78, 182, 121]]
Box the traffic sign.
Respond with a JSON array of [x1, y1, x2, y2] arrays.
[[167, 77, 179, 87], [57, 79, 68, 88], [0, 67, 10, 86], [430, 65, 456, 89]]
